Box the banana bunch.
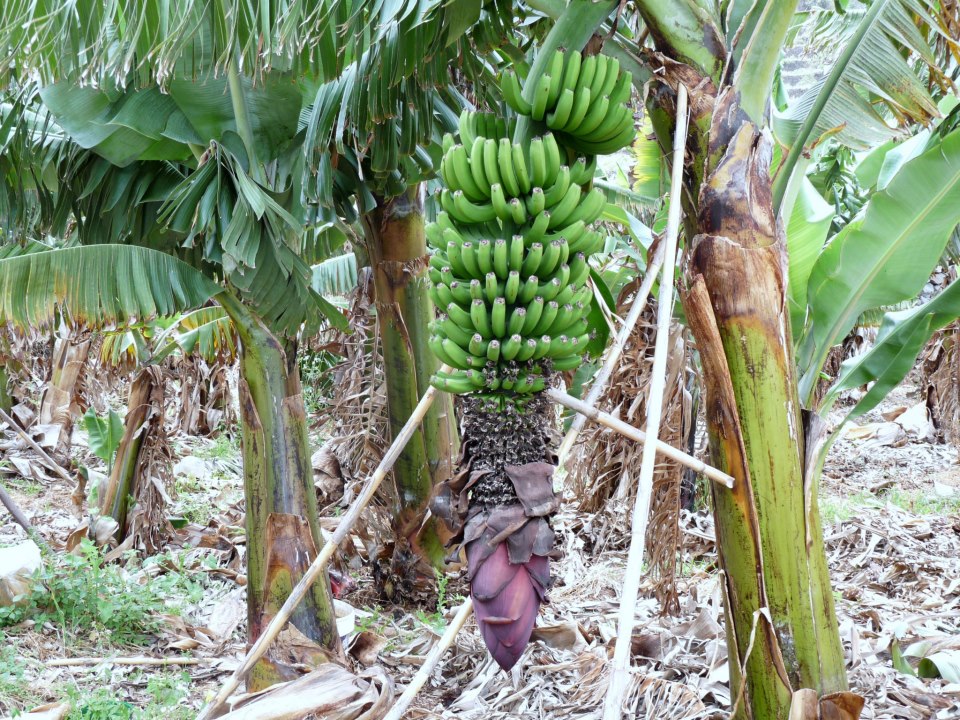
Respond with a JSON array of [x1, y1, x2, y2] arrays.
[[501, 50, 635, 156], [426, 115, 607, 397]]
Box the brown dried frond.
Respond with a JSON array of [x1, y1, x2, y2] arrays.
[[569, 295, 690, 615], [922, 307, 960, 455]]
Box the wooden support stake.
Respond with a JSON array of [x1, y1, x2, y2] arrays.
[[196, 367, 450, 720], [381, 599, 475, 720], [547, 389, 732, 489], [602, 83, 689, 720], [49, 657, 204, 667], [0, 479, 39, 539]]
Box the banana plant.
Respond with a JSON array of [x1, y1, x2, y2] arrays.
[[521, 1, 956, 717]]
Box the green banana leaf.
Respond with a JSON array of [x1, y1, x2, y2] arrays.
[[82, 408, 124, 466], [824, 276, 960, 420], [0, 245, 222, 329], [787, 177, 833, 337], [799, 127, 960, 401]]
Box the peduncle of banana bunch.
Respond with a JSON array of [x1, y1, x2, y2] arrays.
[[426, 49, 635, 671], [426, 50, 633, 407]]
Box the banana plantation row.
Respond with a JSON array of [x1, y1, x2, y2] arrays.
[[0, 1, 958, 719]]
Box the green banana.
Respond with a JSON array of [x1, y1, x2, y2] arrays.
[[504, 270, 521, 303], [509, 198, 527, 225], [522, 296, 544, 335], [477, 239, 493, 275], [509, 235, 525, 273], [560, 49, 582, 97], [490, 183, 512, 221], [518, 274, 540, 305], [543, 166, 571, 206], [497, 139, 521, 197], [511, 142, 532, 194], [501, 70, 532, 115], [598, 56, 620, 98], [486, 339, 501, 363], [445, 241, 467, 277], [564, 87, 592, 134], [449, 281, 472, 305], [515, 338, 538, 363], [432, 283, 455, 310], [573, 96, 610, 137], [440, 315, 474, 347], [446, 302, 474, 331], [546, 89, 575, 130], [483, 140, 502, 189], [576, 55, 598, 96], [432, 369, 479, 394], [530, 73, 552, 120], [493, 239, 509, 279], [526, 187, 546, 216], [452, 190, 497, 224], [485, 272, 501, 304], [524, 211, 550, 247], [588, 55, 609, 102], [490, 297, 507, 338], [547, 183, 583, 229], [568, 154, 597, 184], [469, 137, 488, 191], [542, 133, 561, 180], [568, 252, 589, 287], [470, 298, 493, 338], [468, 333, 489, 357], [460, 241, 481, 277], [448, 144, 487, 201], [521, 243, 544, 277], [537, 277, 563, 302], [528, 137, 548, 187], [442, 133, 456, 155], [501, 334, 523, 361], [469, 279, 485, 302], [551, 354, 583, 371], [532, 301, 559, 335], [508, 306, 526, 336], [564, 187, 606, 226], [537, 240, 562, 277], [546, 50, 565, 106]]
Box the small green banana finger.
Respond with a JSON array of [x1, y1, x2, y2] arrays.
[[485, 272, 501, 304], [509, 235, 525, 273], [537, 277, 563, 301], [460, 241, 481, 277], [442, 133, 456, 155], [547, 183, 583, 229], [440, 336, 477, 369], [490, 183, 512, 221], [508, 306, 527, 336], [440, 314, 474, 348], [543, 166, 571, 207], [575, 96, 610, 137], [490, 297, 507, 338], [568, 252, 589, 287], [511, 142, 532, 194], [486, 339, 501, 363], [526, 187, 546, 216], [524, 211, 550, 247], [542, 133, 561, 180], [509, 198, 527, 225], [530, 73, 552, 120], [453, 190, 497, 224], [560, 49, 581, 96], [448, 144, 487, 201], [568, 154, 597, 185], [501, 334, 523, 361], [528, 137, 548, 187], [576, 55, 598, 95], [477, 239, 494, 275], [497, 139, 521, 197], [588, 54, 609, 101], [504, 270, 521, 304], [431, 369, 479, 394], [469, 278, 485, 302], [468, 333, 489, 357], [518, 274, 540, 305], [483, 140, 502, 189], [546, 50, 565, 106], [521, 243, 544, 278], [564, 187, 606, 226], [501, 70, 532, 115], [598, 56, 620, 98], [532, 301, 560, 335], [547, 88, 575, 130], [449, 281, 472, 305], [470, 299, 493, 338], [551, 354, 583, 371], [522, 296, 545, 335], [446, 302, 474, 332], [537, 240, 563, 277], [469, 137, 488, 191], [493, 239, 509, 279], [432, 283, 454, 310], [564, 87, 592, 134], [515, 338, 539, 363]]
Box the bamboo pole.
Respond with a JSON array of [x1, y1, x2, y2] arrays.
[[602, 83, 688, 720], [49, 657, 204, 667], [546, 389, 733, 488], [0, 480, 38, 537], [196, 367, 450, 720], [556, 241, 665, 468], [381, 598, 475, 720]]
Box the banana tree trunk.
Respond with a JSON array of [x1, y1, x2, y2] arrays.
[[219, 294, 342, 691], [627, 2, 851, 712], [361, 185, 458, 597], [98, 367, 164, 544], [39, 327, 90, 453], [680, 118, 846, 718]]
